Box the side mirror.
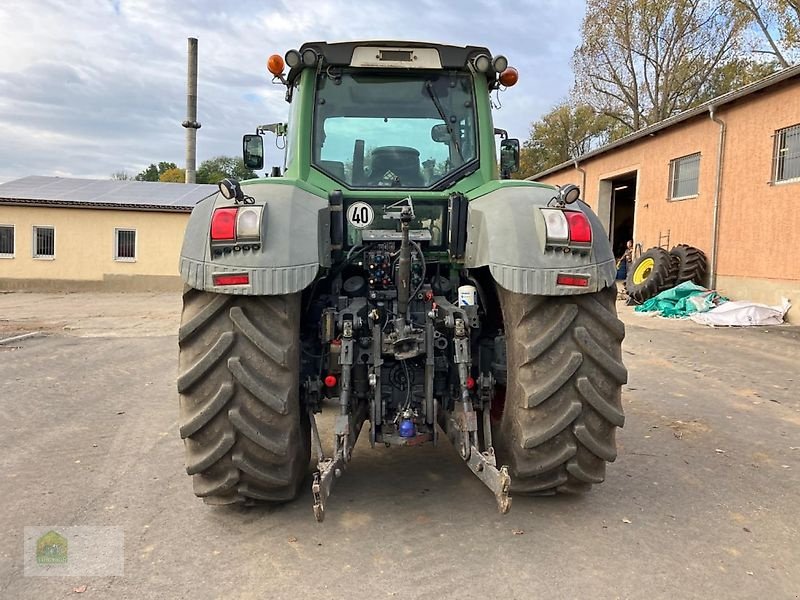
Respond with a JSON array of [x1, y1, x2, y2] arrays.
[[500, 138, 520, 178], [243, 134, 264, 170], [431, 123, 450, 143]]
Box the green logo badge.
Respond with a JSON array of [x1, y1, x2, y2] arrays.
[[36, 530, 68, 564]]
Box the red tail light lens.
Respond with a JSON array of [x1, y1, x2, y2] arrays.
[[556, 274, 590, 287], [564, 211, 592, 244], [211, 208, 238, 241], [213, 273, 250, 286]]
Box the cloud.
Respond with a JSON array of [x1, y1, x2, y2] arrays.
[[0, 0, 584, 182]]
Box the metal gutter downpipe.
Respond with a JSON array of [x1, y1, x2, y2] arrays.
[[708, 105, 726, 290], [574, 159, 587, 197]]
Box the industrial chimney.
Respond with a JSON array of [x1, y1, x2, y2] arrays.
[[182, 37, 201, 184]]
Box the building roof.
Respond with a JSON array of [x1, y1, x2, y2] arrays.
[[531, 62, 800, 180], [0, 176, 217, 212]]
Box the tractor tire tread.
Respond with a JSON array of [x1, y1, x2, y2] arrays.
[[494, 285, 626, 496], [178, 290, 310, 505]]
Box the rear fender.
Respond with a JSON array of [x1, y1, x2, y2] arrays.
[[464, 186, 615, 295], [179, 183, 330, 295]]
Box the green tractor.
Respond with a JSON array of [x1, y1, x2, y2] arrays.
[[177, 41, 626, 521]]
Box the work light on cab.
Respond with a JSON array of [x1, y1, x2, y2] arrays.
[[492, 55, 508, 73], [301, 48, 318, 67], [473, 53, 491, 72], [284, 49, 302, 69]]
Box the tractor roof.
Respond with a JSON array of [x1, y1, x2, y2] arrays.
[[286, 40, 499, 83]]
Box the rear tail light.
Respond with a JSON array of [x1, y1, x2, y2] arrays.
[[210, 206, 264, 245], [211, 208, 238, 241], [564, 211, 592, 244], [541, 209, 569, 243], [556, 274, 590, 287], [541, 208, 592, 246], [236, 206, 262, 239], [213, 273, 250, 286]]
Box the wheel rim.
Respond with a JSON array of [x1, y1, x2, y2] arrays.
[[632, 258, 655, 284]]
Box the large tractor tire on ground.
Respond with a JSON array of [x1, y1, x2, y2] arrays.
[[493, 285, 627, 495], [625, 247, 678, 303], [670, 244, 708, 286], [177, 289, 310, 505]]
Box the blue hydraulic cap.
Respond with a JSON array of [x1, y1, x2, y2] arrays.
[[398, 419, 416, 438]]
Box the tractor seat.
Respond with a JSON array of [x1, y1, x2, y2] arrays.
[[369, 146, 424, 187], [318, 160, 345, 181]]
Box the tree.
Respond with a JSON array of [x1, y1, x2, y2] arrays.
[[733, 0, 800, 66], [159, 167, 186, 183], [574, 0, 750, 133], [697, 57, 781, 102], [111, 171, 130, 181], [196, 156, 258, 184], [517, 102, 614, 178], [135, 161, 178, 182]]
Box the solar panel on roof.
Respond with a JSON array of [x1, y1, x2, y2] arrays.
[[0, 176, 217, 210]]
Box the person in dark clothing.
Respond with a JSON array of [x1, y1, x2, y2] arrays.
[[616, 240, 633, 281]]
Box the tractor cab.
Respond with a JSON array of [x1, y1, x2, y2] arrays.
[[243, 41, 521, 194]]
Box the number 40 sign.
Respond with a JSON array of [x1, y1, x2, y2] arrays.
[[346, 202, 374, 229]]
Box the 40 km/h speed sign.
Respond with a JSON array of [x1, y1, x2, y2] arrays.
[[346, 201, 374, 229]]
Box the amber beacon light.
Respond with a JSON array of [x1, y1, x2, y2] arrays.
[[267, 54, 285, 76], [499, 67, 519, 87]]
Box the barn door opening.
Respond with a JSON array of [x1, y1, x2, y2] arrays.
[[609, 172, 637, 259]]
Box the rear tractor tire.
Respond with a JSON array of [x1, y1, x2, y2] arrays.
[[177, 288, 310, 505], [670, 244, 708, 286], [493, 286, 627, 495], [626, 247, 678, 303]]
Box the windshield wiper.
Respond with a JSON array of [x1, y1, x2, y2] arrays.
[[425, 81, 464, 163]]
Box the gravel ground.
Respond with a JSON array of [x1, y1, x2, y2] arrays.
[[1, 292, 798, 599]]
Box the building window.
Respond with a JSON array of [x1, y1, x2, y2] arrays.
[[773, 123, 800, 183], [0, 225, 13, 258], [115, 229, 136, 261], [32, 226, 55, 259], [669, 153, 701, 200]]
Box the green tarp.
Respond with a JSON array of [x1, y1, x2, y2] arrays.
[[634, 281, 728, 318]]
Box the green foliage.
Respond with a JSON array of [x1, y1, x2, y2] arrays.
[[517, 103, 614, 178], [698, 58, 782, 102], [523, 0, 795, 177], [779, 0, 800, 49], [159, 167, 186, 183], [135, 162, 177, 182], [196, 156, 258, 184], [574, 0, 751, 132]]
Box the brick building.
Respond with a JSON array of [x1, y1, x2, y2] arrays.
[[0, 176, 215, 291], [533, 65, 800, 323]]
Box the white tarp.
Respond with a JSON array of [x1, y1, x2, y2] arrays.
[[690, 298, 791, 327]]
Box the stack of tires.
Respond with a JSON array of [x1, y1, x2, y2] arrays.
[[625, 244, 707, 304]]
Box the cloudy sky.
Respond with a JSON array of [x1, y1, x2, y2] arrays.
[[0, 0, 585, 183]]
